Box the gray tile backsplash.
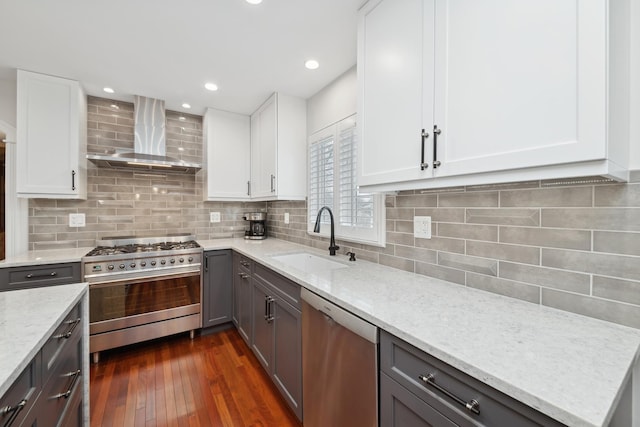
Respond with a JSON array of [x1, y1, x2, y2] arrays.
[[28, 96, 264, 250], [268, 179, 640, 330]]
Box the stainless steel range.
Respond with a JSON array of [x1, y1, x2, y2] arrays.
[[82, 235, 203, 363]]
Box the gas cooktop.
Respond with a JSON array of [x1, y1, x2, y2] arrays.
[[84, 235, 201, 257]]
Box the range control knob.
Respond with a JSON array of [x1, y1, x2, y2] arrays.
[[179, 258, 184, 263], [188, 257, 194, 263], [170, 259, 176, 264], [160, 260, 166, 265], [130, 263, 136, 268], [140, 261, 146, 267], [119, 264, 126, 270], [108, 264, 114, 270], [150, 260, 157, 266]]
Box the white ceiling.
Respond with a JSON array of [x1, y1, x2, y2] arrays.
[[0, 0, 363, 115]]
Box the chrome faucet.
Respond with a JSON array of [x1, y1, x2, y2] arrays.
[[313, 206, 340, 256]]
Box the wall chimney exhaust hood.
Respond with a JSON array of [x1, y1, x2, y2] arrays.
[[87, 96, 202, 173]]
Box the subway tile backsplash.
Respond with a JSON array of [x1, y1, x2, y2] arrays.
[[28, 96, 265, 251], [26, 96, 640, 330], [268, 180, 640, 330]]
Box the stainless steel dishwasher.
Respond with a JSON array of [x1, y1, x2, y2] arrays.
[[302, 288, 378, 427]]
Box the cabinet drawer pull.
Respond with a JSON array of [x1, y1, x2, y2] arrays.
[[418, 373, 480, 415], [25, 271, 57, 279], [432, 126, 442, 169], [237, 272, 249, 279], [240, 260, 250, 267], [55, 318, 81, 339], [54, 370, 81, 399], [1, 398, 27, 427], [420, 129, 429, 170]]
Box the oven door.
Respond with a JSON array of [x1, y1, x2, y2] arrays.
[[89, 270, 201, 336]]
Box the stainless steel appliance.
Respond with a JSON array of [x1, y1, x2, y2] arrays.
[[82, 235, 203, 363], [301, 288, 378, 427], [243, 212, 267, 240]]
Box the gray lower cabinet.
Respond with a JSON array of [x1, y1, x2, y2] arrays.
[[0, 300, 84, 427], [232, 253, 252, 344], [380, 331, 565, 427], [249, 261, 303, 421], [202, 250, 233, 328], [0, 262, 81, 292]]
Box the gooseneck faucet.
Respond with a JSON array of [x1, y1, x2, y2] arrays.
[[313, 206, 340, 256]]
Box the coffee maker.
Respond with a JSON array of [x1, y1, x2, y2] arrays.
[[243, 212, 267, 240]]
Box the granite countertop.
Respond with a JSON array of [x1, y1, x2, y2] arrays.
[[2, 239, 639, 426], [0, 282, 88, 397], [0, 247, 93, 268]]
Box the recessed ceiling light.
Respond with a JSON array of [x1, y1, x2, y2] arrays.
[[205, 82, 218, 91], [305, 59, 320, 70], [182, 103, 191, 109], [246, 0, 262, 4], [103, 87, 115, 94]]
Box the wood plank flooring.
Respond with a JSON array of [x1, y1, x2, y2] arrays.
[[90, 328, 302, 427]]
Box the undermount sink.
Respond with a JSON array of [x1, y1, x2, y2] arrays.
[[270, 252, 349, 273]]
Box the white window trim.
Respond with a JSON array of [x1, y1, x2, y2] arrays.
[[307, 114, 386, 248]]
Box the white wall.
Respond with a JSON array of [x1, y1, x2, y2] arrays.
[[0, 74, 17, 127], [630, 0, 640, 170], [306, 66, 356, 135]]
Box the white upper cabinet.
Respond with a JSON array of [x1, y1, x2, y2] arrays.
[[17, 70, 87, 199], [250, 93, 307, 201], [203, 108, 251, 201], [358, 0, 631, 192]]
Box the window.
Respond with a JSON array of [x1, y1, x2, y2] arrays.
[[308, 115, 385, 246]]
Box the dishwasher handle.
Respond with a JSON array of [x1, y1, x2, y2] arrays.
[[301, 288, 378, 344]]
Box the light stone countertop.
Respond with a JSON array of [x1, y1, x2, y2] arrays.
[[0, 247, 93, 268], [0, 282, 88, 397], [2, 239, 639, 426]]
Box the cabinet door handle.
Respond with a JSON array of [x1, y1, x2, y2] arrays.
[[264, 295, 270, 320], [433, 126, 442, 169], [237, 272, 248, 279], [266, 296, 275, 322], [420, 129, 429, 170], [71, 170, 76, 191], [247, 180, 251, 196], [205, 256, 209, 272], [55, 318, 81, 339], [418, 373, 480, 415], [54, 370, 81, 399], [270, 174, 275, 193], [25, 271, 57, 279], [0, 398, 28, 427]]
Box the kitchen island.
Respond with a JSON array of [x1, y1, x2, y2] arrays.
[[1, 239, 639, 426], [0, 282, 89, 426]]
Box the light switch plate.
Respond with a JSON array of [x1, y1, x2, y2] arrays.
[[284, 212, 290, 224], [69, 213, 86, 227], [210, 212, 221, 223], [414, 216, 431, 239]]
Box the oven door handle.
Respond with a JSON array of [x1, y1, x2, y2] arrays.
[[86, 269, 201, 286]]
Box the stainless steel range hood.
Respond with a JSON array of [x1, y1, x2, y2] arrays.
[[87, 96, 202, 173]]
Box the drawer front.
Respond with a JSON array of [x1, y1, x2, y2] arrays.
[[0, 263, 81, 292], [42, 302, 82, 384], [253, 263, 300, 309], [381, 372, 457, 427], [234, 252, 252, 274], [37, 331, 82, 427], [380, 331, 565, 427], [0, 359, 39, 427]]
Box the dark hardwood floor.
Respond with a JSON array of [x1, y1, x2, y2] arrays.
[[90, 328, 302, 427]]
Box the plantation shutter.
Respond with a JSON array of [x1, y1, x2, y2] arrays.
[[308, 132, 334, 225]]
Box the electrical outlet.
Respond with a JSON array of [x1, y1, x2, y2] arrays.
[[69, 213, 86, 227], [414, 216, 431, 239], [284, 212, 290, 224], [210, 212, 221, 223]]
